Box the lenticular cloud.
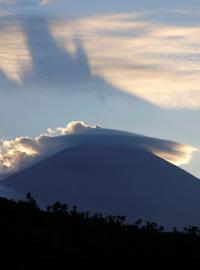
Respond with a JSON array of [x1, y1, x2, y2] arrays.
[[0, 121, 197, 179]]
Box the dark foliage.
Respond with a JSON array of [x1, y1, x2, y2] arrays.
[[0, 194, 200, 269]]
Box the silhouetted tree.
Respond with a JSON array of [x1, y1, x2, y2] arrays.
[[26, 192, 38, 208]]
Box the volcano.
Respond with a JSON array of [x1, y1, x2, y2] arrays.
[[1, 142, 200, 228]]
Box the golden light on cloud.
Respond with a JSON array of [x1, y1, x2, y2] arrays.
[[50, 13, 200, 109], [57, 121, 99, 135], [0, 21, 32, 83], [150, 145, 198, 166], [0, 137, 39, 170]]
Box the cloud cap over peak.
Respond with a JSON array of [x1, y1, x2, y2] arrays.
[[0, 121, 198, 179]]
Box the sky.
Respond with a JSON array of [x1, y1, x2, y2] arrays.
[[0, 0, 200, 177]]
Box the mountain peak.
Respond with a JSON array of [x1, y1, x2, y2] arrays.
[[2, 143, 200, 229]]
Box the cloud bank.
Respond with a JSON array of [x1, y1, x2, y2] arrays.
[[0, 6, 200, 108], [0, 121, 197, 179], [50, 11, 200, 109]]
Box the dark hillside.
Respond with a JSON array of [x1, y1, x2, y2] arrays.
[[0, 194, 200, 269]]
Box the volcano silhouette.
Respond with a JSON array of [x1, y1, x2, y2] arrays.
[[2, 142, 200, 228]]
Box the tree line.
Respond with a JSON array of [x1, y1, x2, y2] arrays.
[[0, 193, 200, 269]]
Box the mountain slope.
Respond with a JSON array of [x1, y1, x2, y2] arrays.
[[2, 143, 200, 228]]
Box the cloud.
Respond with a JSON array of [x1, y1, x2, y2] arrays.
[[40, 0, 50, 5], [50, 11, 200, 109], [57, 121, 101, 135], [0, 21, 32, 83], [0, 121, 99, 176], [1, 8, 200, 108], [0, 0, 49, 5], [0, 121, 197, 179]]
